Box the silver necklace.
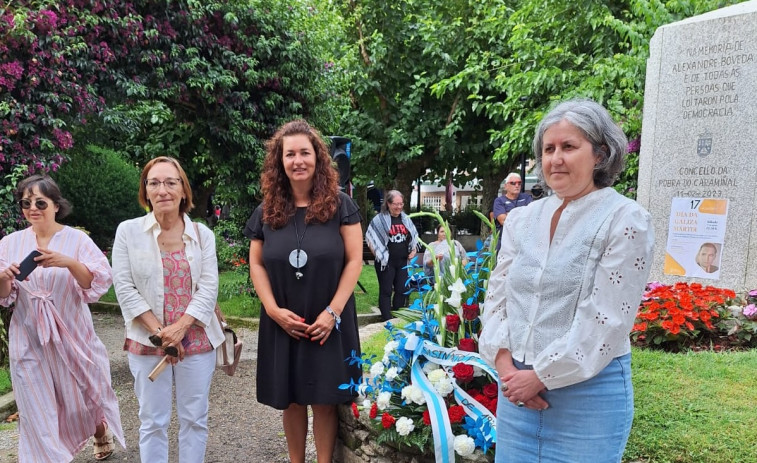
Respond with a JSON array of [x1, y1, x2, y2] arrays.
[[288, 210, 308, 279]]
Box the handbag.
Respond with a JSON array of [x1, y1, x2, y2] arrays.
[[214, 304, 243, 376], [193, 222, 243, 376]]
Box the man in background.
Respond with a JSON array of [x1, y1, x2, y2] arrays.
[[492, 172, 532, 250]]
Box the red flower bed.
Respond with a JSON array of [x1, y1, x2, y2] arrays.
[[631, 282, 744, 351]]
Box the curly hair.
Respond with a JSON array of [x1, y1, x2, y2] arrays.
[[261, 119, 339, 229]]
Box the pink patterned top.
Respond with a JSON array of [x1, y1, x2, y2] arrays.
[[125, 249, 213, 355]]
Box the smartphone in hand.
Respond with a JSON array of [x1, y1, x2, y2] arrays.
[[15, 250, 42, 281]]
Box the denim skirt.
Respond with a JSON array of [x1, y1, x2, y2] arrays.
[[495, 354, 633, 463]]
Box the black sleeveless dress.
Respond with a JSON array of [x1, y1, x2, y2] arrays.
[[243, 192, 362, 409]]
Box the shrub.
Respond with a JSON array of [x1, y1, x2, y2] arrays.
[[213, 218, 249, 273], [449, 205, 482, 234], [53, 145, 144, 250], [0, 164, 29, 238]]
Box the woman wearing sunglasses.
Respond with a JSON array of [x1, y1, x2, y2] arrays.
[[0, 175, 124, 461], [111, 156, 224, 462]]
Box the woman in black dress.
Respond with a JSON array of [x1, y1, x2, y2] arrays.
[[244, 119, 363, 463]]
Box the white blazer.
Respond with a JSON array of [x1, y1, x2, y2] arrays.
[[112, 212, 225, 348]]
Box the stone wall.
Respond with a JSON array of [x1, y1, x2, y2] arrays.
[[637, 2, 757, 290], [335, 404, 492, 463]]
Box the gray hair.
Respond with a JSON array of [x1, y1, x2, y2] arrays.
[[532, 99, 627, 189], [381, 190, 404, 213], [504, 172, 521, 184]]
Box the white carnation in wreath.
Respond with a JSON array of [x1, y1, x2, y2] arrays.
[[370, 361, 385, 378], [376, 391, 392, 410], [385, 366, 399, 381], [454, 434, 476, 457], [395, 416, 415, 436]]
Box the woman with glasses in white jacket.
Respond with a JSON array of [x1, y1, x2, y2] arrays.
[[112, 156, 224, 463]]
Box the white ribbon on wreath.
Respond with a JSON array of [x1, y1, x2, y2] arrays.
[[404, 333, 498, 462]]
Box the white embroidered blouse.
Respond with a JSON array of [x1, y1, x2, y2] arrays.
[[479, 188, 654, 390]]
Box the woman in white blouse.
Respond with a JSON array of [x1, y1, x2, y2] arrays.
[[479, 99, 654, 462], [423, 225, 468, 278]]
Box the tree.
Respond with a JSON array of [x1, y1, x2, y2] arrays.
[[340, 0, 478, 205], [91, 0, 348, 218], [434, 0, 742, 199], [341, 0, 548, 214], [2, 0, 349, 234], [0, 2, 118, 234]]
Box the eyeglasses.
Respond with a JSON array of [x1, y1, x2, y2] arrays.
[[19, 198, 50, 210], [507, 181, 522, 185], [390, 202, 404, 206], [145, 178, 182, 190]]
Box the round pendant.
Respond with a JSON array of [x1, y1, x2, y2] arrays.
[[288, 249, 308, 269]]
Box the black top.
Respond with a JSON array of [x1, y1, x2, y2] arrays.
[[387, 215, 410, 262], [243, 192, 362, 409]]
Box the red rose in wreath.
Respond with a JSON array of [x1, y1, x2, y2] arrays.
[[482, 383, 499, 399], [448, 405, 466, 424], [452, 363, 474, 383], [458, 338, 476, 352], [446, 314, 461, 332], [462, 302, 480, 320]]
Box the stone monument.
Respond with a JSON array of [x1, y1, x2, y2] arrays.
[[637, 1, 757, 291]]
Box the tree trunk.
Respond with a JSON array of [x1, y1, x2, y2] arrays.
[[393, 158, 425, 216], [193, 185, 214, 224], [351, 184, 372, 233], [478, 173, 502, 236]]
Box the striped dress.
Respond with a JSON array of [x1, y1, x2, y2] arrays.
[[0, 226, 125, 462]]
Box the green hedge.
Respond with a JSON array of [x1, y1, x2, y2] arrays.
[[54, 145, 145, 251]]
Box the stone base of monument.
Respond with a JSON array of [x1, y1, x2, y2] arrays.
[[335, 403, 492, 463]]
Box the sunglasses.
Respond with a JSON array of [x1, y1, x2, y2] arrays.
[[148, 334, 179, 357], [19, 198, 51, 210]]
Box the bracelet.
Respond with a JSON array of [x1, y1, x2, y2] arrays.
[[325, 306, 341, 332]]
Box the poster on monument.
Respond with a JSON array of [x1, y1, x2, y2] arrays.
[[664, 197, 729, 280]]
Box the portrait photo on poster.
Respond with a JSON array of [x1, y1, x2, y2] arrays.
[[663, 197, 728, 281], [693, 242, 721, 275]]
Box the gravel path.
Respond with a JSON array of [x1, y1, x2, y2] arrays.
[[0, 311, 386, 462]]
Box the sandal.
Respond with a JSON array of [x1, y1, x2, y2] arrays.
[[93, 422, 114, 461]]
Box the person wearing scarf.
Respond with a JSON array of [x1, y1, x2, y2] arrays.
[[365, 190, 418, 321]]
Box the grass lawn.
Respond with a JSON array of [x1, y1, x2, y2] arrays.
[[361, 333, 757, 463], [626, 348, 757, 463], [219, 265, 379, 318], [0, 368, 10, 395], [100, 264, 381, 318]]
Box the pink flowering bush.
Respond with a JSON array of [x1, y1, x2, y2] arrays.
[[715, 289, 757, 347]]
